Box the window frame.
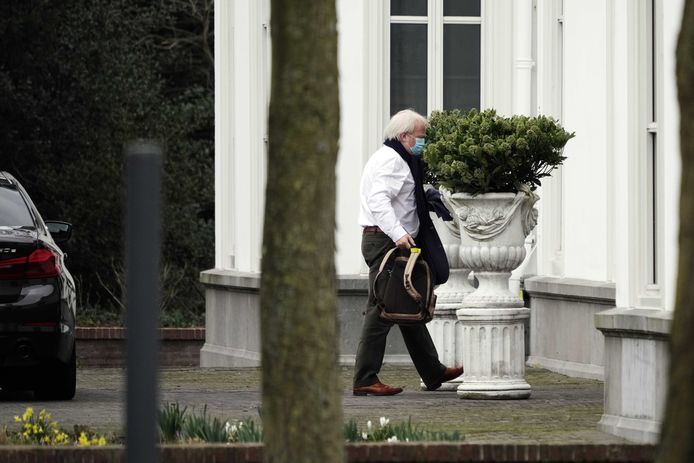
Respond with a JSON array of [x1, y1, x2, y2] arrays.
[[637, 0, 664, 308], [385, 0, 484, 117]]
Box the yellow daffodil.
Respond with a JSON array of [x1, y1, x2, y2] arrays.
[[78, 432, 90, 446]]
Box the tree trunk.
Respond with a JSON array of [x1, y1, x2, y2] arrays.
[[260, 0, 342, 462], [657, 2, 694, 462]]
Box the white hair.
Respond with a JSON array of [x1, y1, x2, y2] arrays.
[[383, 109, 428, 140]]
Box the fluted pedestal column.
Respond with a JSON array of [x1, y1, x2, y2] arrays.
[[456, 308, 530, 399], [423, 220, 473, 391], [425, 307, 462, 390]]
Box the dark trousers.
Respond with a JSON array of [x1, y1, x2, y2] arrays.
[[353, 231, 445, 388]]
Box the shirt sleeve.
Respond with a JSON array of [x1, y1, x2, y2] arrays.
[[364, 155, 410, 243]]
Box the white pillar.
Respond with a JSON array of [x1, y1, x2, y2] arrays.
[[513, 0, 534, 116], [214, 0, 269, 273], [482, 0, 514, 114], [535, 0, 565, 277], [509, 0, 536, 295], [214, 0, 234, 270]]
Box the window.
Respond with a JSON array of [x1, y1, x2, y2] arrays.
[[639, 0, 662, 307], [389, 0, 482, 116], [645, 0, 658, 286]]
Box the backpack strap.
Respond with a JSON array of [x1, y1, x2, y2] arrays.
[[378, 247, 398, 273], [403, 248, 424, 304]]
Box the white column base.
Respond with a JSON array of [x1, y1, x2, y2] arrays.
[[421, 266, 475, 390], [422, 306, 465, 391], [456, 307, 531, 400], [457, 379, 531, 399]]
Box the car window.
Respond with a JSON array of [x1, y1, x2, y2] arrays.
[[0, 186, 34, 227]]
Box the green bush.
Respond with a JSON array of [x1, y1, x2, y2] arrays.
[[424, 108, 574, 195]]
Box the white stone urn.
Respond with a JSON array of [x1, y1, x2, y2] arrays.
[[442, 188, 538, 307], [435, 220, 476, 307], [441, 187, 538, 399]]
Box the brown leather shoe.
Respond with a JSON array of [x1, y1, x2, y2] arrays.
[[353, 382, 403, 396], [426, 366, 464, 391]]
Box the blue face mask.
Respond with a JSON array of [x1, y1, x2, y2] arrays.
[[411, 137, 425, 156]]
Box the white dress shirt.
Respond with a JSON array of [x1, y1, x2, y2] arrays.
[[358, 145, 419, 243]]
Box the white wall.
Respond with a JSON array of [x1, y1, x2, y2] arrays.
[[560, 1, 611, 281], [215, 0, 369, 276], [335, 0, 378, 275]]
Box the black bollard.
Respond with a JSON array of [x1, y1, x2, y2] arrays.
[[125, 141, 162, 463]]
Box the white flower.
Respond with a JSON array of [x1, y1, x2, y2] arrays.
[[387, 436, 398, 443], [231, 424, 238, 433], [379, 417, 390, 427], [224, 422, 231, 433], [361, 432, 368, 440], [366, 420, 372, 431]]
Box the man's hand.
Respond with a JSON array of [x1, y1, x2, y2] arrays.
[[395, 233, 416, 250]]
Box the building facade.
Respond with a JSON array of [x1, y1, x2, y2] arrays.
[[202, 0, 683, 444]]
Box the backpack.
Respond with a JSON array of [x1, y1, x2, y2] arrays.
[[373, 247, 437, 324]]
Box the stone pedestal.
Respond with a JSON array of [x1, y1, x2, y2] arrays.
[[422, 219, 474, 391], [456, 308, 531, 399], [425, 306, 463, 391], [594, 307, 671, 443]]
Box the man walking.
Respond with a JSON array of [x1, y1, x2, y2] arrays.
[[353, 109, 464, 396]]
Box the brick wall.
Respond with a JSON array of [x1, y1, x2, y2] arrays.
[[0, 443, 656, 462], [75, 327, 205, 368]]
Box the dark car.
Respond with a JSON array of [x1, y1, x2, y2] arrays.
[[0, 171, 76, 400]]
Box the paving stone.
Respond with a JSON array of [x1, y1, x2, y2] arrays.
[[0, 365, 627, 445]]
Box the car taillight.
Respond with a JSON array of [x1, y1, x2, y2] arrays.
[[0, 248, 60, 280]]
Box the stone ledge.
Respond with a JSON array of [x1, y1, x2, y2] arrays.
[[199, 269, 261, 291], [524, 276, 615, 304], [526, 356, 604, 381], [594, 307, 672, 339], [337, 274, 369, 293], [200, 268, 368, 293], [598, 414, 661, 445], [0, 443, 656, 462]]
